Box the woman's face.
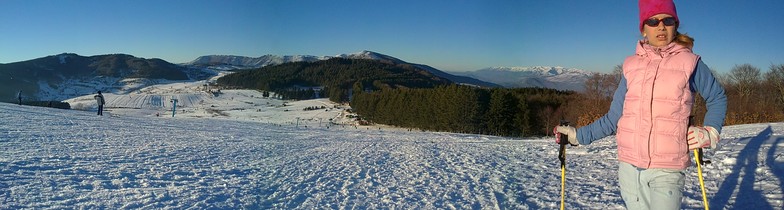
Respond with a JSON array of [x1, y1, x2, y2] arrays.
[[642, 14, 677, 47]]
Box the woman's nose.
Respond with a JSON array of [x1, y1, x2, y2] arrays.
[[657, 22, 667, 30]]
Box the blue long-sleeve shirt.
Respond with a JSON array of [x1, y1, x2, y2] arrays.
[[576, 59, 727, 145]]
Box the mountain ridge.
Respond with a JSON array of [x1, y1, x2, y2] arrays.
[[185, 50, 413, 69], [450, 66, 595, 91], [0, 50, 597, 102], [187, 50, 501, 88], [0, 53, 210, 101]]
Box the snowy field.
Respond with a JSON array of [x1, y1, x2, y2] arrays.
[[2, 78, 783, 209], [62, 74, 357, 128], [2, 104, 783, 209]]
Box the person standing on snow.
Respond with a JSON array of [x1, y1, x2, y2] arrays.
[[17, 90, 22, 105], [94, 91, 105, 116], [553, 0, 727, 209]]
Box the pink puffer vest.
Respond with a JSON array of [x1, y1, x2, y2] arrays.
[[617, 41, 699, 170]]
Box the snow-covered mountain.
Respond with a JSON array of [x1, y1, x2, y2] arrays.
[[185, 51, 406, 70], [186, 51, 501, 88], [339, 51, 500, 87], [185, 54, 330, 70], [0, 53, 216, 102], [335, 50, 407, 63], [450, 66, 597, 92]]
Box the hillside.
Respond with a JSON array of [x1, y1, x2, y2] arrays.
[[188, 51, 500, 88], [0, 53, 209, 102], [1, 101, 781, 209], [216, 57, 453, 101]]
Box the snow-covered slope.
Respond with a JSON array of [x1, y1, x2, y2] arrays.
[[61, 73, 355, 127], [1, 95, 782, 208], [451, 66, 595, 92], [38, 77, 188, 101]]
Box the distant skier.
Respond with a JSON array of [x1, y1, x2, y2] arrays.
[[94, 91, 105, 116], [17, 90, 22, 105]]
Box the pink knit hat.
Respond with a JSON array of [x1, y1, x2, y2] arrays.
[[639, 0, 678, 31]]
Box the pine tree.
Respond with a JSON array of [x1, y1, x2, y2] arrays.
[[487, 89, 517, 136]]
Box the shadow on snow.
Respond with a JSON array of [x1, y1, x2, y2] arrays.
[[711, 125, 783, 209]]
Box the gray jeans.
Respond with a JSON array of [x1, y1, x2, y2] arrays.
[[618, 162, 685, 210]]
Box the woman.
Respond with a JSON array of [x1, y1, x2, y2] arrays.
[[554, 0, 727, 209]]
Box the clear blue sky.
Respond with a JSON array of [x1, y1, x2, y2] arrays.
[[1, 0, 783, 73]]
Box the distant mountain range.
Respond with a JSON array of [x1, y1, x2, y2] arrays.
[[185, 51, 406, 70], [0, 50, 596, 102], [185, 54, 328, 70], [449, 66, 595, 92]]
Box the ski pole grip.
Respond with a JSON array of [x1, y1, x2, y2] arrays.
[[687, 116, 710, 165], [558, 121, 570, 145]]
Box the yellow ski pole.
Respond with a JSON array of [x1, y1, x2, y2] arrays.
[[689, 116, 710, 210], [560, 144, 566, 210], [555, 121, 570, 210], [694, 149, 710, 210]]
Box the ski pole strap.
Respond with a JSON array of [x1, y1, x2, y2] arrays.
[[558, 120, 569, 210], [557, 121, 569, 167], [698, 148, 712, 165], [559, 144, 566, 167]]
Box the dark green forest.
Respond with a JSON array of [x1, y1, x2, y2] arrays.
[[351, 85, 572, 136], [216, 58, 452, 101]]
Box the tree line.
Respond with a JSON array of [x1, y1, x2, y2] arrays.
[[718, 64, 784, 124], [351, 84, 571, 136]]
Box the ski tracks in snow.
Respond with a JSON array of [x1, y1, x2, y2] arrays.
[[257, 131, 621, 209], [1, 103, 783, 209]]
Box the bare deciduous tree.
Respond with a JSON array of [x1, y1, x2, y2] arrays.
[[584, 67, 622, 101], [728, 64, 761, 100], [765, 64, 784, 108]]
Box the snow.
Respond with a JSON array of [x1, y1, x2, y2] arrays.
[[186, 51, 396, 70], [450, 66, 594, 92], [58, 54, 68, 64], [38, 76, 195, 102], [185, 54, 341, 70], [2, 78, 783, 209]]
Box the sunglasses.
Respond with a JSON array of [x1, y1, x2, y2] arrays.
[[643, 17, 678, 27]]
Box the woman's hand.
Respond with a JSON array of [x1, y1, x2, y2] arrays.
[[554, 125, 579, 146], [687, 126, 720, 149]]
